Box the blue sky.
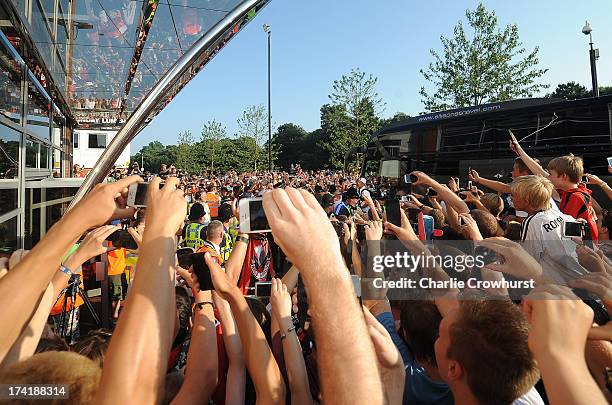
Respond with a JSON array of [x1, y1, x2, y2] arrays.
[[134, 0, 612, 151]]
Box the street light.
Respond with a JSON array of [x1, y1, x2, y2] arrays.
[[263, 24, 272, 171], [582, 21, 600, 97]]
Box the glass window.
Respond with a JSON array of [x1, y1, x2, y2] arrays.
[[52, 147, 62, 177], [0, 30, 23, 124], [73, 132, 79, 148], [26, 80, 51, 140], [26, 139, 38, 167], [0, 215, 18, 253], [0, 124, 20, 178], [89, 133, 106, 149], [29, 0, 54, 70], [40, 143, 49, 168]]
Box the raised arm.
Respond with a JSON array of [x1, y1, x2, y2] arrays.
[[95, 177, 186, 404], [224, 233, 249, 284], [469, 169, 511, 193], [523, 285, 607, 405], [208, 253, 286, 404], [213, 292, 246, 405], [411, 171, 470, 214], [270, 278, 313, 405], [0, 176, 139, 364], [263, 187, 383, 404], [172, 290, 218, 405], [509, 131, 549, 178]]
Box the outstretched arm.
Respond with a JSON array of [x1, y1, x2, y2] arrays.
[[0, 176, 140, 364], [95, 177, 185, 404], [208, 254, 286, 404], [264, 188, 383, 404]]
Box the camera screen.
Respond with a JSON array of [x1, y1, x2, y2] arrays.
[[385, 200, 401, 226], [133, 183, 149, 206], [564, 221, 583, 237], [249, 199, 270, 231], [255, 282, 272, 297]]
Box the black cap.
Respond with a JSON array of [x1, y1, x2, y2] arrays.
[[188, 202, 206, 221], [345, 187, 360, 199], [320, 193, 335, 207]]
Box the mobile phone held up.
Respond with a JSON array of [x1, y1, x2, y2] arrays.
[[255, 281, 272, 297], [191, 252, 215, 291], [239, 197, 271, 233], [385, 199, 401, 227], [563, 221, 584, 238], [126, 181, 164, 207]]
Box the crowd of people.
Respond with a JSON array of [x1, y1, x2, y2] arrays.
[[1, 133, 611, 404]]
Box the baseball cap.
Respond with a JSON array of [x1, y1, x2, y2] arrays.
[[188, 202, 206, 221], [358, 177, 367, 185]]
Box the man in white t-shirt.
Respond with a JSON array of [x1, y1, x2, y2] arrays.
[[511, 175, 587, 283]]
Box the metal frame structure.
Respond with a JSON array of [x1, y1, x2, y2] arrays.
[[70, 0, 271, 206]]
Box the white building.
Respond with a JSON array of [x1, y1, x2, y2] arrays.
[[73, 129, 131, 169]]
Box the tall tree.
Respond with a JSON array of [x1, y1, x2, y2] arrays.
[[546, 82, 589, 100], [419, 3, 548, 112], [201, 119, 227, 170], [237, 104, 268, 170], [274, 123, 309, 170], [329, 68, 385, 140], [176, 130, 197, 173]]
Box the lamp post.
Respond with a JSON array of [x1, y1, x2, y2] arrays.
[[263, 23, 272, 171], [582, 21, 600, 97]]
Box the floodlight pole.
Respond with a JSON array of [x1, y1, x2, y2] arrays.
[[264, 24, 272, 171]]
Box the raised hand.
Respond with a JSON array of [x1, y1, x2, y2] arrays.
[[478, 237, 544, 283], [144, 177, 187, 236], [270, 278, 292, 321], [70, 175, 142, 229], [364, 220, 384, 241], [384, 208, 418, 241], [69, 224, 121, 265]]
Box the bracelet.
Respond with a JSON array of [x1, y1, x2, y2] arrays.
[[193, 301, 214, 312], [237, 236, 249, 244], [280, 325, 296, 341], [59, 265, 73, 277]]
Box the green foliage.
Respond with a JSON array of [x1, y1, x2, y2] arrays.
[[237, 104, 269, 170], [201, 119, 227, 170], [176, 130, 198, 173], [380, 112, 410, 127], [546, 82, 612, 99], [419, 3, 548, 112]]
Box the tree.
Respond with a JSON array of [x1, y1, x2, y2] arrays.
[[237, 104, 268, 170], [547, 82, 589, 100], [318, 103, 362, 169], [132, 141, 176, 173], [274, 123, 309, 170], [419, 3, 548, 112], [201, 119, 227, 170], [329, 68, 385, 140], [176, 130, 197, 173], [380, 112, 410, 127]]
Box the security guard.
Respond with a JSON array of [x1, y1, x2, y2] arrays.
[[183, 202, 208, 250]]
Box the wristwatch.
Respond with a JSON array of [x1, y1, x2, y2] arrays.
[[237, 235, 249, 244], [193, 301, 214, 312]]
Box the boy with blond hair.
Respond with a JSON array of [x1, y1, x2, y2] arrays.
[[511, 176, 587, 283], [510, 135, 598, 241]]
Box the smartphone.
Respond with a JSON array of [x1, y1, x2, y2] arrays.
[[127, 182, 164, 207], [607, 157, 612, 167], [106, 229, 138, 250], [581, 175, 589, 183], [400, 195, 409, 202], [239, 197, 271, 233], [563, 221, 583, 238], [255, 281, 272, 297], [426, 188, 437, 197], [385, 199, 401, 226], [351, 274, 361, 298], [467, 180, 473, 190], [191, 252, 215, 291]]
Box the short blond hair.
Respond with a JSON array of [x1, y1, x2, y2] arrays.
[[0, 352, 101, 404], [547, 154, 583, 183], [511, 176, 553, 211], [480, 193, 504, 217]]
